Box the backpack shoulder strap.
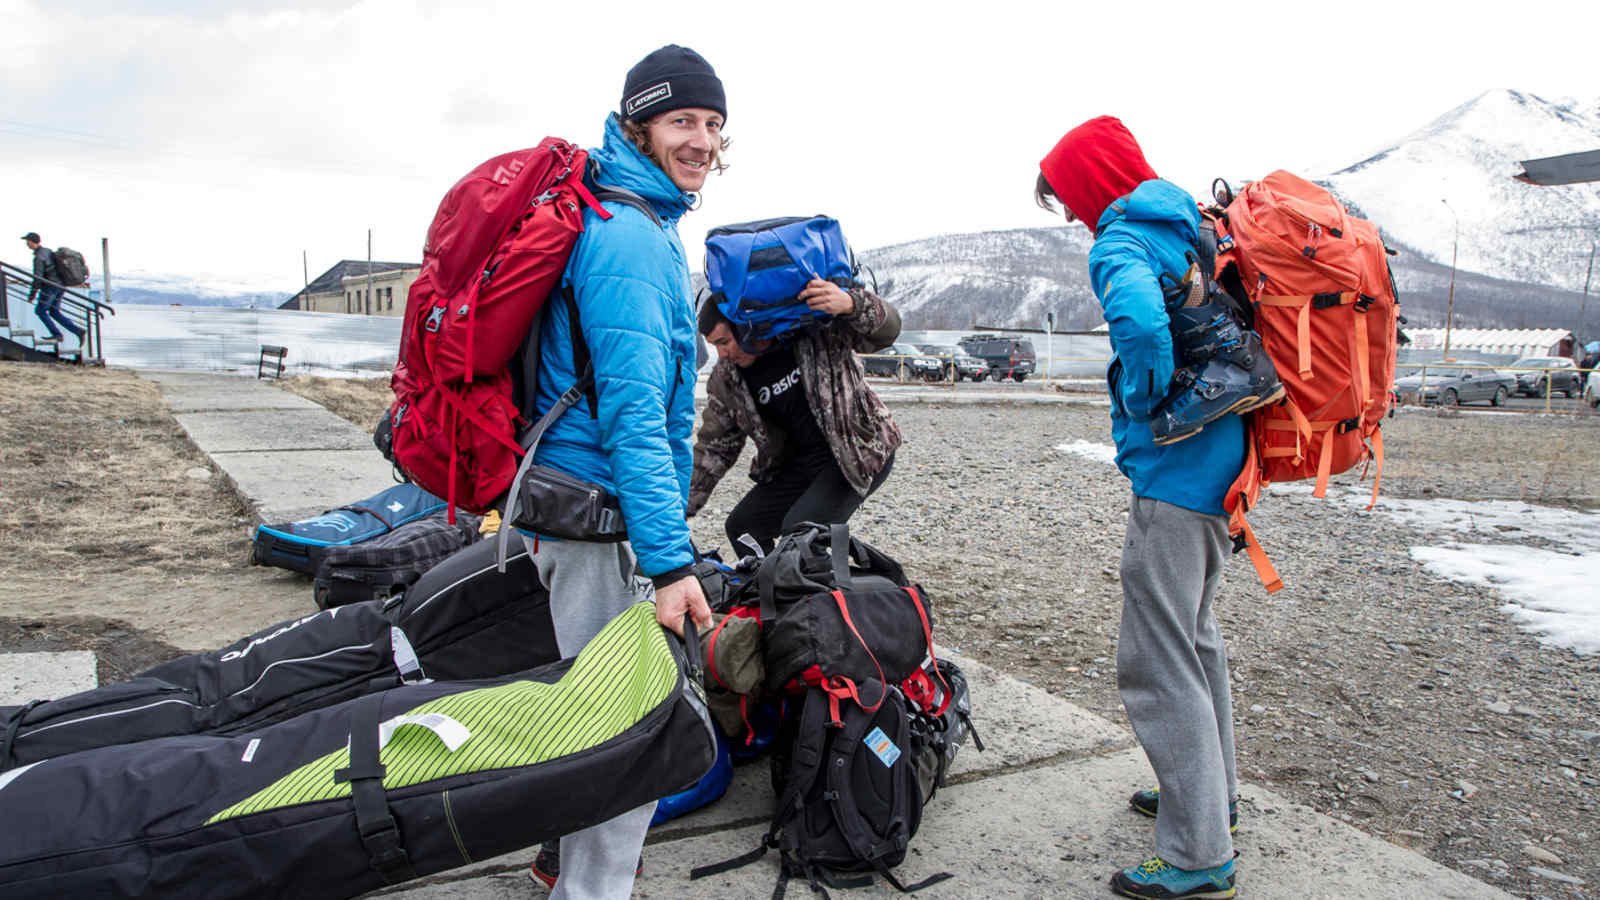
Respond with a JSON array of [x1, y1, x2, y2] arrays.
[[1195, 217, 1219, 282], [590, 177, 664, 228]]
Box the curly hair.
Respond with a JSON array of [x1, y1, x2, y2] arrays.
[[621, 115, 730, 177]]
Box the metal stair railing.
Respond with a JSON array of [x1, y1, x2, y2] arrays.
[[0, 258, 114, 363]]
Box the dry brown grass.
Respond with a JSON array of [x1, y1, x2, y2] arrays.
[[0, 361, 254, 581], [1, 362, 321, 651], [274, 375, 393, 435]]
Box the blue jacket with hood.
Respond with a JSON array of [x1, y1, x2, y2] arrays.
[[527, 114, 699, 580], [1088, 179, 1244, 515], [1039, 116, 1242, 515]]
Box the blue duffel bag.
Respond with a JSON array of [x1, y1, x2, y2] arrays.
[[251, 483, 448, 575], [705, 216, 862, 347]]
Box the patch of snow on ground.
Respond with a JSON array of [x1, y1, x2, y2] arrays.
[[1268, 481, 1600, 655], [1411, 545, 1600, 656], [1056, 440, 1118, 466]]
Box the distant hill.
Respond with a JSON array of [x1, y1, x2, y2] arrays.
[[107, 272, 290, 309], [860, 89, 1598, 333]]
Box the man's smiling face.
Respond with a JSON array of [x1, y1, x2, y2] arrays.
[[645, 108, 722, 193]]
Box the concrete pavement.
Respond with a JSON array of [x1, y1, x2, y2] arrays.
[[139, 370, 1508, 899]]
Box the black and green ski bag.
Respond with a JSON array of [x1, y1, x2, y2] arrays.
[[0, 602, 715, 900]]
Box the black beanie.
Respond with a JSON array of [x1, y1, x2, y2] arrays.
[[621, 45, 726, 124]]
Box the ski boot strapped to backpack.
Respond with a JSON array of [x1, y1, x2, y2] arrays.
[[1149, 263, 1285, 446]]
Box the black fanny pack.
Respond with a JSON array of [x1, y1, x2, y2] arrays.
[[514, 459, 625, 542], [495, 374, 627, 572]]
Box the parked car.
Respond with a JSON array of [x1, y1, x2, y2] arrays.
[[1394, 366, 1517, 407], [1509, 356, 1582, 397], [958, 333, 1037, 382], [916, 344, 990, 381], [1585, 371, 1600, 409], [859, 343, 943, 381]]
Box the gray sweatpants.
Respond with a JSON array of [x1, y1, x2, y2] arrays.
[[1116, 494, 1238, 871], [521, 534, 658, 900]]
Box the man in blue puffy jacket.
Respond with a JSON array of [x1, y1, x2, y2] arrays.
[[1038, 117, 1242, 900], [518, 44, 721, 899]]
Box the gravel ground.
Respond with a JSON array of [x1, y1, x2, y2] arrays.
[[688, 398, 1600, 899]]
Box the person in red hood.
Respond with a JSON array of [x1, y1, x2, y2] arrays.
[[1038, 116, 1242, 900]]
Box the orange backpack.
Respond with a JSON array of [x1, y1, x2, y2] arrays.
[[1203, 171, 1400, 593]]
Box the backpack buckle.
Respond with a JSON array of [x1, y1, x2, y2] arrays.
[[1337, 417, 1361, 434], [1354, 294, 1375, 313], [531, 189, 558, 207], [424, 306, 446, 333]]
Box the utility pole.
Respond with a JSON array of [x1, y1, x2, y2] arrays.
[[1580, 229, 1596, 348], [1441, 199, 1458, 358], [1044, 310, 1055, 388], [302, 250, 309, 298], [366, 229, 374, 316], [100, 237, 112, 305]]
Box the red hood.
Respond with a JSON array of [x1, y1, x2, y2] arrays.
[[1039, 116, 1159, 231]]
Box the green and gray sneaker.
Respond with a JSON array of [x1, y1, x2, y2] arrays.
[[1110, 855, 1236, 899], [1128, 789, 1238, 833]]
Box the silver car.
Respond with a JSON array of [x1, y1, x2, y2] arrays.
[[1509, 356, 1582, 397], [1394, 366, 1517, 407]]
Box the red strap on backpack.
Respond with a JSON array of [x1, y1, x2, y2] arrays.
[[903, 586, 951, 718]]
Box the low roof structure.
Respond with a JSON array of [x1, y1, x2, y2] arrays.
[[1401, 327, 1572, 359]]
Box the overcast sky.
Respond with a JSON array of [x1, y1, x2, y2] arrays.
[[6, 0, 1599, 294]]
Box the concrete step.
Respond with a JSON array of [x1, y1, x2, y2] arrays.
[[0, 650, 99, 705], [10, 328, 35, 338], [0, 318, 9, 327]]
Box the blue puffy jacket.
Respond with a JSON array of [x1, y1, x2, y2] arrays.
[[1089, 179, 1244, 515], [528, 114, 699, 579]]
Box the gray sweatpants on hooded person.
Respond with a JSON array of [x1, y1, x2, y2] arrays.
[[1116, 494, 1238, 871], [521, 533, 658, 900]]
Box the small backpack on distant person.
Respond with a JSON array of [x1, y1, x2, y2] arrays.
[[53, 247, 89, 286], [704, 216, 867, 348], [1196, 170, 1401, 592]]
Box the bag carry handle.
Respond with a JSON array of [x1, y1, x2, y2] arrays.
[[679, 612, 703, 686], [333, 695, 417, 885], [830, 522, 854, 590]]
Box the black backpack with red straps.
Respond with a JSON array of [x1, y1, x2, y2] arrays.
[[692, 523, 982, 896]]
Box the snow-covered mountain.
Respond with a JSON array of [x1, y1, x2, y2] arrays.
[[1324, 89, 1600, 291], [860, 227, 1098, 330], [864, 89, 1599, 332]]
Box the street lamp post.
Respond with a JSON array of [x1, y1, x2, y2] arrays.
[[1580, 228, 1596, 349], [1441, 199, 1458, 358]]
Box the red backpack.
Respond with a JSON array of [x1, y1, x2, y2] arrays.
[[384, 138, 626, 516], [1201, 171, 1400, 592]]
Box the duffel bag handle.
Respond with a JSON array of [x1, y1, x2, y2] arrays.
[[829, 522, 853, 590], [679, 612, 703, 685]]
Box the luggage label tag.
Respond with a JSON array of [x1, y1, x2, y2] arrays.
[[864, 726, 901, 768], [378, 713, 472, 752]]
